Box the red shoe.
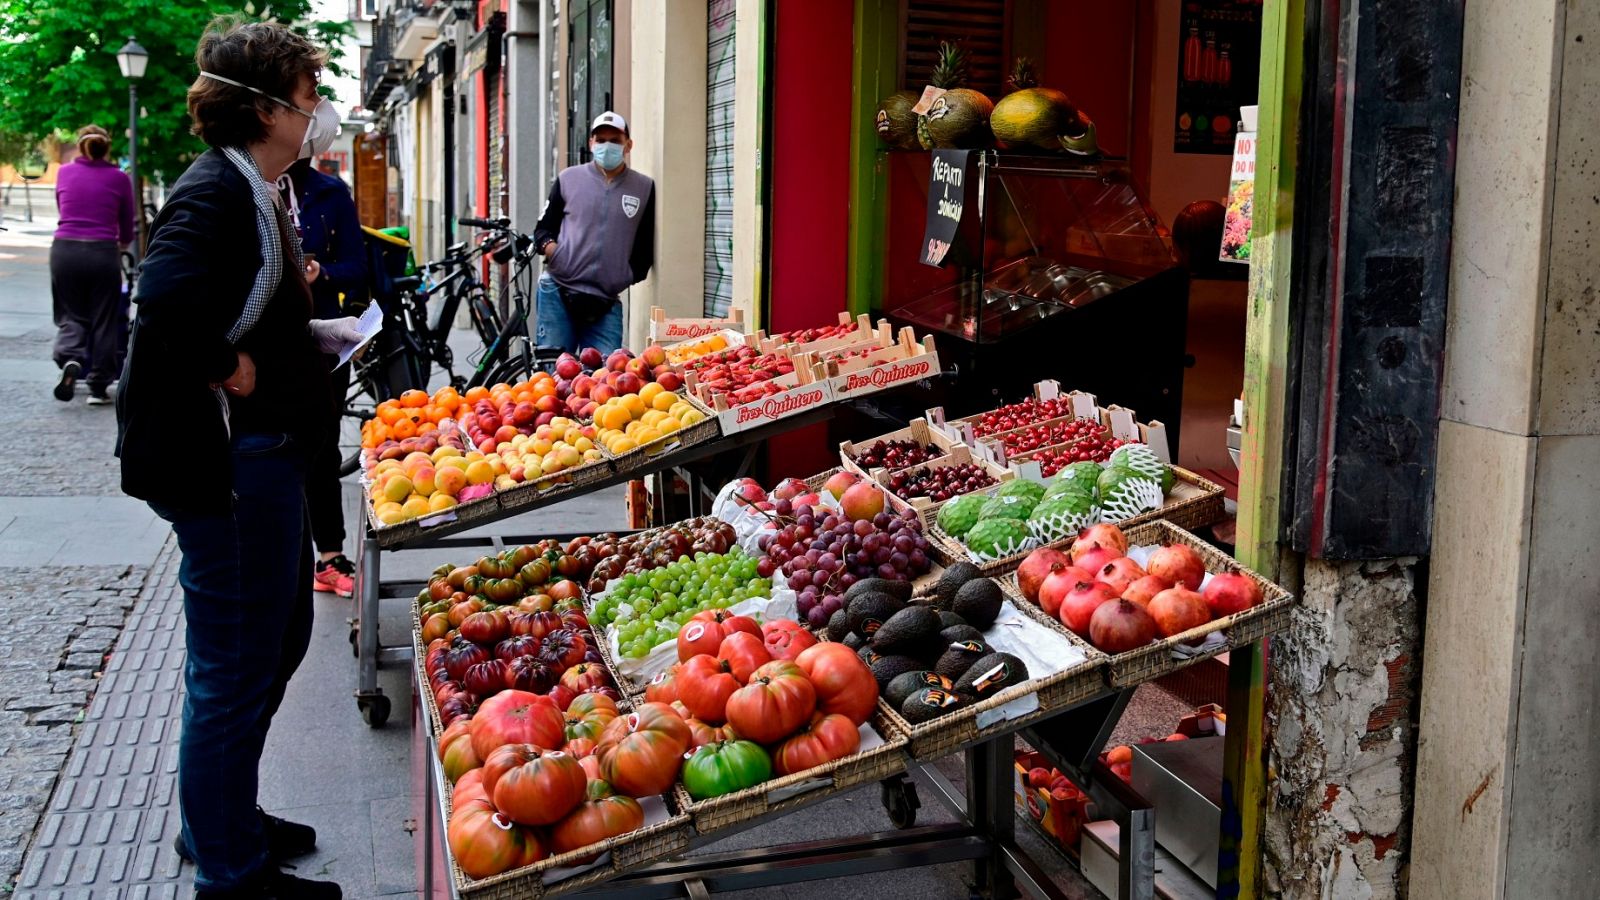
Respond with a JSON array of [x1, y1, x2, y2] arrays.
[[314, 555, 356, 598]]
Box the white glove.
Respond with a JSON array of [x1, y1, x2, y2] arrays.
[[307, 316, 366, 355]]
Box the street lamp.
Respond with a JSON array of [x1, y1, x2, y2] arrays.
[[115, 38, 147, 259]]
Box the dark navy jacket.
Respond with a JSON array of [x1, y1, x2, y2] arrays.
[[291, 167, 367, 319]]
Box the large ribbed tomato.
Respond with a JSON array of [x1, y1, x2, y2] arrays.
[[471, 690, 564, 759], [773, 712, 861, 776], [676, 610, 760, 661], [447, 796, 547, 879], [684, 717, 728, 748], [795, 642, 877, 726], [724, 660, 816, 743], [644, 665, 681, 704], [438, 719, 474, 761], [563, 693, 619, 744], [482, 744, 587, 826], [715, 632, 772, 683], [441, 733, 483, 783], [452, 768, 488, 807], [762, 619, 819, 661], [675, 655, 741, 725], [596, 702, 691, 797], [549, 779, 645, 855]]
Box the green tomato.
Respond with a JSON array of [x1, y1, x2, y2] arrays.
[[681, 740, 773, 800]]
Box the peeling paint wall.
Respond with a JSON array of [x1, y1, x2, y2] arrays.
[[1264, 558, 1421, 899]]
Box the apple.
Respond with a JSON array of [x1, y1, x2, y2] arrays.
[[822, 470, 860, 501], [579, 347, 604, 369], [555, 355, 582, 380]]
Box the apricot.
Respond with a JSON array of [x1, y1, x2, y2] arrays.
[[411, 467, 437, 495], [401, 495, 432, 519], [434, 467, 467, 497], [465, 460, 495, 485], [651, 391, 677, 412], [382, 475, 414, 503], [375, 502, 407, 525]]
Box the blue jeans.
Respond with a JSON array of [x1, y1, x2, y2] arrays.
[[150, 432, 314, 891], [535, 273, 624, 356]]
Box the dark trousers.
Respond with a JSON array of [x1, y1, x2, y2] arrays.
[[50, 238, 123, 391], [306, 362, 350, 555], [150, 433, 315, 891]]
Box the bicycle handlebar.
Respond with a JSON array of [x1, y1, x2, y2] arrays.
[[458, 215, 511, 229]]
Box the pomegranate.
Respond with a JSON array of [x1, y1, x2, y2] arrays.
[[1147, 587, 1211, 638], [1095, 557, 1146, 595], [1038, 564, 1095, 618], [839, 481, 887, 521], [1146, 543, 1207, 590], [1203, 572, 1263, 617], [1017, 548, 1073, 603], [1122, 575, 1171, 607], [1088, 599, 1159, 653], [1071, 544, 1119, 577], [1073, 524, 1129, 558], [1060, 581, 1119, 636]]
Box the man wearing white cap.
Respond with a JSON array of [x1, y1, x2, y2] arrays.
[[532, 111, 655, 355]]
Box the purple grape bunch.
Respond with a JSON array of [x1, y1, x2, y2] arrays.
[[756, 502, 934, 628]]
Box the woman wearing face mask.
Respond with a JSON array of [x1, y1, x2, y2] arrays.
[[114, 17, 357, 900]]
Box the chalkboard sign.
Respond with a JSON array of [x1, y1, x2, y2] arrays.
[[921, 149, 974, 267]]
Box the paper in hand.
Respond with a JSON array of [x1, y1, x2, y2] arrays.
[[337, 303, 384, 367]]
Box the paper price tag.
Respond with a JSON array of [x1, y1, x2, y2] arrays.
[[910, 85, 947, 116], [1069, 391, 1099, 422], [1035, 380, 1061, 401]]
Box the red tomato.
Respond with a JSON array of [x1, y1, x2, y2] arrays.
[[724, 661, 817, 744], [453, 768, 488, 807], [773, 712, 860, 776], [676, 655, 741, 725], [470, 690, 564, 760], [676, 611, 760, 662], [683, 717, 727, 748], [564, 736, 597, 759], [442, 733, 483, 783], [438, 719, 474, 762], [644, 665, 681, 704], [595, 702, 692, 797], [795, 643, 878, 726], [562, 693, 619, 744], [715, 632, 771, 683], [549, 779, 646, 855], [560, 662, 612, 695], [762, 620, 819, 661], [447, 796, 547, 879], [483, 744, 587, 825]]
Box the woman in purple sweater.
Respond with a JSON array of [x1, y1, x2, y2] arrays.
[[52, 125, 135, 405]]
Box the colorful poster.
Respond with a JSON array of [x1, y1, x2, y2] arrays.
[[1174, 0, 1262, 155], [1221, 130, 1256, 263]]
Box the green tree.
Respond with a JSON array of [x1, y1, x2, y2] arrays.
[[0, 0, 351, 182]]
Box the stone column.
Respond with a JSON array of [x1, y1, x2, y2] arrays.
[[1409, 1, 1600, 897]]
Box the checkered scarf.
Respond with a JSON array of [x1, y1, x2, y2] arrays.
[[220, 146, 303, 343]]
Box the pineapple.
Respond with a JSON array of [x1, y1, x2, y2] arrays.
[[917, 42, 995, 151]]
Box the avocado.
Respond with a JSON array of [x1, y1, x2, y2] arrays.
[[870, 654, 926, 692], [826, 608, 853, 643], [847, 592, 906, 640], [937, 610, 969, 630], [885, 670, 954, 708], [952, 579, 1004, 630], [940, 624, 986, 646], [900, 688, 969, 724], [843, 632, 865, 650], [932, 562, 982, 609], [846, 577, 913, 604], [954, 652, 1029, 699], [857, 644, 880, 666], [934, 640, 991, 682], [869, 606, 943, 656]]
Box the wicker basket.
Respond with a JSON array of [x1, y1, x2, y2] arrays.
[[671, 715, 909, 833], [497, 457, 617, 513], [996, 520, 1295, 689], [602, 392, 723, 473], [372, 490, 505, 549], [869, 595, 1109, 760], [923, 466, 1226, 575], [413, 612, 695, 899]]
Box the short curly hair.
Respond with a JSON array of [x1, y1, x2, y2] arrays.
[[187, 17, 326, 148]]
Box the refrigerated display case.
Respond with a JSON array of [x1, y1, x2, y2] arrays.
[[883, 152, 1189, 455]]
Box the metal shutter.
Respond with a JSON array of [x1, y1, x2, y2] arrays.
[[901, 0, 1008, 95], [703, 0, 737, 317]]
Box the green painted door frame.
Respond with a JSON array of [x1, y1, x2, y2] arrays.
[[844, 0, 897, 317]]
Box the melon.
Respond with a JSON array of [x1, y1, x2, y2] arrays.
[[876, 90, 922, 150], [990, 58, 1078, 151]]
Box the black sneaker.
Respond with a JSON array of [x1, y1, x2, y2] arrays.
[[175, 807, 318, 864], [86, 387, 113, 406], [53, 361, 80, 401], [195, 866, 343, 899]]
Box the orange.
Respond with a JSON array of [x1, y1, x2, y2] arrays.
[[432, 386, 460, 408], [376, 402, 403, 426], [391, 417, 417, 439], [491, 382, 512, 396], [464, 385, 490, 404], [417, 421, 437, 434], [427, 405, 450, 424], [532, 380, 556, 399], [399, 389, 429, 409]]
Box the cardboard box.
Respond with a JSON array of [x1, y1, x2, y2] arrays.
[[649, 306, 745, 342], [663, 328, 752, 365], [1012, 750, 1092, 854]]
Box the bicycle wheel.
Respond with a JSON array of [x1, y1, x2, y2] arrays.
[[483, 351, 539, 389]]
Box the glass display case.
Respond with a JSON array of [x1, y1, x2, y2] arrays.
[[886, 153, 1180, 342], [881, 152, 1190, 453]]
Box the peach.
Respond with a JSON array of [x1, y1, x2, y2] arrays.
[[615, 372, 643, 395], [403, 451, 432, 470], [431, 446, 463, 462], [625, 357, 650, 380], [434, 466, 467, 497], [411, 466, 437, 495], [572, 374, 596, 398], [382, 475, 414, 503], [641, 344, 668, 368], [535, 395, 560, 414], [656, 371, 684, 392], [591, 383, 617, 404], [535, 411, 556, 428], [494, 424, 520, 445], [606, 349, 631, 372], [579, 401, 598, 418]]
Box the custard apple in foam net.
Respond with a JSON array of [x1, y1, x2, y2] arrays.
[[1097, 465, 1164, 522], [995, 478, 1046, 504], [1028, 491, 1102, 544], [979, 493, 1037, 521], [963, 516, 1036, 561], [936, 493, 987, 537], [1109, 444, 1173, 493]]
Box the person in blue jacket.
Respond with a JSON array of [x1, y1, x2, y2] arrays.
[[278, 159, 367, 598]]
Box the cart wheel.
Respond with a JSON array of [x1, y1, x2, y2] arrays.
[[881, 777, 920, 829], [349, 624, 359, 658], [358, 693, 391, 728]]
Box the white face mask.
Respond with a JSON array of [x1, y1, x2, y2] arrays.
[[198, 70, 341, 158]]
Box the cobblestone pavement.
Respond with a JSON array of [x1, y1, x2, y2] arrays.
[[0, 209, 169, 892]]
